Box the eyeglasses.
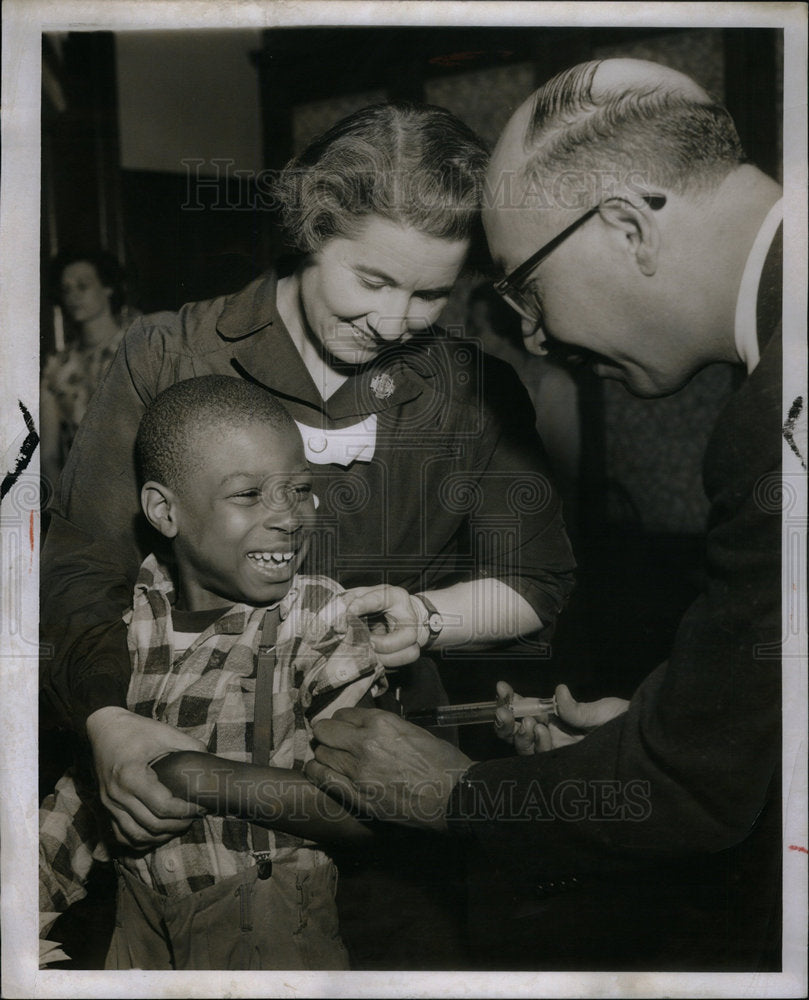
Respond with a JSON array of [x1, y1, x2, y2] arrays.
[[494, 195, 667, 325]]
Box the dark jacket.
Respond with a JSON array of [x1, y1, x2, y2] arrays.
[[448, 232, 784, 970]]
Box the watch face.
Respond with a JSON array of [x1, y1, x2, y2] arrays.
[[427, 612, 443, 634]]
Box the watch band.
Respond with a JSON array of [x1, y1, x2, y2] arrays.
[[413, 592, 444, 650]]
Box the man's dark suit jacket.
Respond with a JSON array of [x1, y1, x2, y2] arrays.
[[450, 231, 784, 971]]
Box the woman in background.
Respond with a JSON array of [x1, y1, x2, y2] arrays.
[[40, 249, 136, 486]]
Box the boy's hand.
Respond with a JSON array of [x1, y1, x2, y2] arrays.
[[343, 585, 425, 668], [495, 681, 629, 755], [86, 707, 206, 848]]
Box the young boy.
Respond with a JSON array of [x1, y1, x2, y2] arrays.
[[40, 375, 386, 970]]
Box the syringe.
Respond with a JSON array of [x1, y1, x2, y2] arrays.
[[404, 694, 557, 728]]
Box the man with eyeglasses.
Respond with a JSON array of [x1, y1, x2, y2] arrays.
[[307, 58, 797, 969]]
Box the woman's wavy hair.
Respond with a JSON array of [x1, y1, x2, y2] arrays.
[[49, 248, 127, 315], [273, 102, 489, 255]]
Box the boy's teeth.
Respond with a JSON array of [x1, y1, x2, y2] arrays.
[[250, 551, 294, 564]]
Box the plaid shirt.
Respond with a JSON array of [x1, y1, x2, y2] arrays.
[[41, 555, 385, 909]]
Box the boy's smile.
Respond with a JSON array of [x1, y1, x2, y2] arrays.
[[169, 421, 314, 611]]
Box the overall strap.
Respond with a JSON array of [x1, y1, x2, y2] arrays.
[[251, 605, 281, 861]]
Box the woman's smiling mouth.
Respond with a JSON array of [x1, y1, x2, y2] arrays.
[[347, 322, 378, 350]]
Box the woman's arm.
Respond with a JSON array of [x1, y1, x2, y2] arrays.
[[40, 318, 204, 849], [344, 348, 575, 667], [85, 707, 208, 849], [152, 750, 373, 846], [344, 580, 541, 668], [41, 319, 160, 731]]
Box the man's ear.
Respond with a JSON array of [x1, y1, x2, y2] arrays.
[[141, 481, 180, 539], [598, 198, 660, 276]]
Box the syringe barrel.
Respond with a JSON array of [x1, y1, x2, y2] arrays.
[[405, 696, 557, 728], [432, 697, 556, 727], [435, 704, 499, 726]]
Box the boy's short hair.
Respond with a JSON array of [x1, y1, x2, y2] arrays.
[[136, 375, 296, 494]]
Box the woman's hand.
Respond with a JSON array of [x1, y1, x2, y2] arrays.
[[343, 585, 427, 668], [344, 580, 542, 665], [86, 707, 207, 848], [494, 681, 630, 755]]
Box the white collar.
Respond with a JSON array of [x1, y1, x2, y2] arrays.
[[734, 198, 783, 374], [294, 414, 378, 468]]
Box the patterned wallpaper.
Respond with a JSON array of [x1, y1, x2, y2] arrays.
[[425, 63, 536, 149], [292, 89, 388, 154], [602, 364, 737, 533], [594, 29, 725, 99]]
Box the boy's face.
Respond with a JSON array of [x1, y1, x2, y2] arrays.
[[171, 421, 314, 611]]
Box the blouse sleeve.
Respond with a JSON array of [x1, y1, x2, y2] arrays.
[[40, 317, 172, 733]]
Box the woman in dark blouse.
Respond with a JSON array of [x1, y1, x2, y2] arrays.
[[41, 101, 575, 849]]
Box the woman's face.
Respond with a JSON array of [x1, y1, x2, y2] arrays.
[[60, 261, 113, 325], [298, 216, 469, 365]]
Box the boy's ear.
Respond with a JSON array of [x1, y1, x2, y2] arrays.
[[141, 481, 180, 538]]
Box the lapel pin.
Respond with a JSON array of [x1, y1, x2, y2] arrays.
[[370, 372, 396, 400]]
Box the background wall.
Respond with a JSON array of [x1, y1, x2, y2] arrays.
[[116, 30, 263, 176]]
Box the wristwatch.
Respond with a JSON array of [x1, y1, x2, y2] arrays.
[[413, 592, 444, 650]]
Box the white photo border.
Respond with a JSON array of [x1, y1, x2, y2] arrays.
[[1, 2, 806, 998]]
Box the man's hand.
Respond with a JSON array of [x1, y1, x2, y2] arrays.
[[86, 707, 207, 848], [343, 585, 425, 668], [305, 707, 473, 833], [495, 681, 629, 755]]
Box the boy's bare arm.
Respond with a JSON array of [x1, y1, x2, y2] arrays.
[[151, 750, 372, 846]]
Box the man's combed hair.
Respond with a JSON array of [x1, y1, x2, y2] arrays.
[[136, 375, 295, 493], [523, 60, 745, 199], [274, 102, 489, 253]]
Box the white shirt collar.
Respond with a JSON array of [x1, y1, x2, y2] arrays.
[[734, 198, 783, 374], [294, 414, 378, 468]]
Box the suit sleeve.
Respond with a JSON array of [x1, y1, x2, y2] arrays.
[[448, 336, 782, 879], [40, 317, 174, 733]]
